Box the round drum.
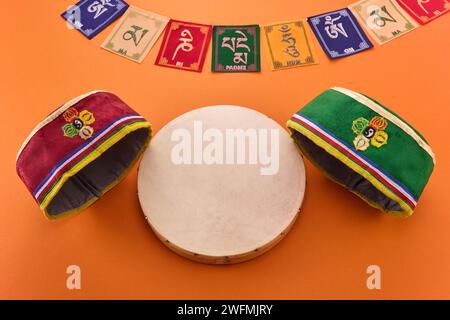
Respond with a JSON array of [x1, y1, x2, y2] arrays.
[[138, 106, 306, 264]]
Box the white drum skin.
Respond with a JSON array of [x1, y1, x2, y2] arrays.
[[138, 106, 306, 264]]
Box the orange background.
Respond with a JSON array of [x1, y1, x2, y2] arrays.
[[1, 0, 449, 299]]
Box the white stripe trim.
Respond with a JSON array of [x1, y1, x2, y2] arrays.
[[331, 87, 436, 164], [16, 90, 106, 161], [292, 114, 417, 205], [34, 115, 144, 199]]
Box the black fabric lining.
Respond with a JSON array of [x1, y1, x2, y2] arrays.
[[46, 128, 150, 216], [293, 131, 402, 212]]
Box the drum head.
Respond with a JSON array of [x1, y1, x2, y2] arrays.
[[138, 106, 306, 264]]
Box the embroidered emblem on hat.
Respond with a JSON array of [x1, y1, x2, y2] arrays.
[[61, 107, 95, 140], [352, 116, 388, 151]]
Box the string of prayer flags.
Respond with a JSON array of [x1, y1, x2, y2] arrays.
[[101, 6, 169, 63], [348, 0, 418, 45], [155, 20, 212, 72], [308, 9, 373, 59], [212, 25, 261, 72], [396, 0, 450, 25], [262, 20, 318, 70], [62, 0, 129, 39], [61, 0, 450, 71]]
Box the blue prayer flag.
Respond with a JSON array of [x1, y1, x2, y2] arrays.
[[308, 8, 373, 59], [62, 0, 129, 40]]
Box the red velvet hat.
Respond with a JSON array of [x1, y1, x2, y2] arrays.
[[16, 91, 152, 219]]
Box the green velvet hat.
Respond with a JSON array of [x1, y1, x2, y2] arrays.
[[287, 87, 435, 216]]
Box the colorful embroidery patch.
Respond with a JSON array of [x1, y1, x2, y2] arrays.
[[396, 0, 450, 24], [349, 0, 418, 44], [61, 0, 129, 40], [352, 116, 389, 151], [308, 9, 373, 59], [212, 25, 261, 72], [262, 20, 318, 70], [61, 108, 95, 140], [101, 6, 169, 63], [155, 20, 212, 72]]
